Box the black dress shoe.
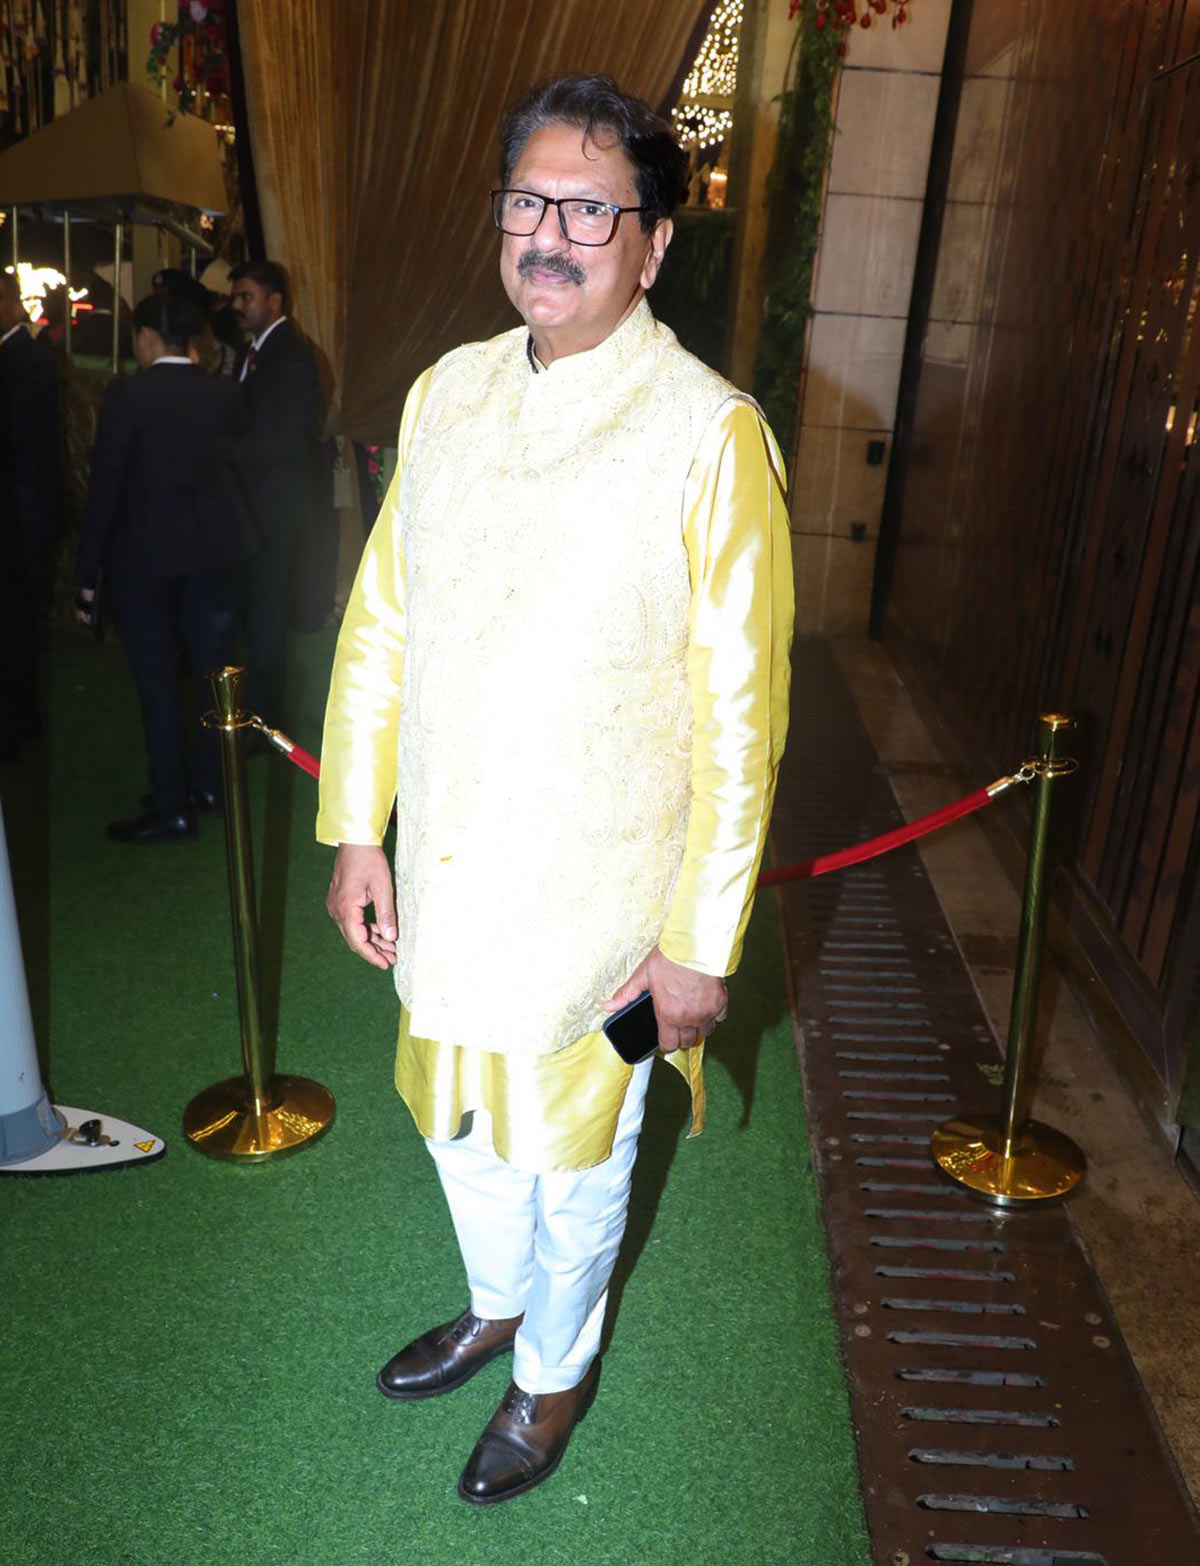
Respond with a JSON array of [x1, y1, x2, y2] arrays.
[[106, 810, 197, 844], [457, 1361, 600, 1506], [377, 1309, 522, 1401]]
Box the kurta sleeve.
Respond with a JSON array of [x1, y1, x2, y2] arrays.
[[657, 396, 795, 976], [315, 369, 433, 846]]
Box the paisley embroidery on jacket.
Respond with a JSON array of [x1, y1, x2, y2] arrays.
[[392, 303, 741, 1055]]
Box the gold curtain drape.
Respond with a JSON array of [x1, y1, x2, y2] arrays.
[[237, 0, 707, 443]]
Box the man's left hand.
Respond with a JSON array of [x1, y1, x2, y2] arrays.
[[603, 947, 727, 1054]]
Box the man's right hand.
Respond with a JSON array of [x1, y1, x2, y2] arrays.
[[326, 843, 397, 969]]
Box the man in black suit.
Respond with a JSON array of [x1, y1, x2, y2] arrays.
[[75, 293, 254, 844], [0, 269, 62, 600], [0, 270, 61, 760], [0, 300, 35, 761], [229, 260, 326, 725]]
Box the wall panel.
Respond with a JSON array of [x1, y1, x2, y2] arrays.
[[882, 0, 1200, 1116]]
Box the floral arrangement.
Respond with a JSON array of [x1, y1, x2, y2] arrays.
[[147, 2, 229, 116], [791, 0, 913, 55]]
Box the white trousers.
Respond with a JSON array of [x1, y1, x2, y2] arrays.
[[425, 1056, 652, 1394]]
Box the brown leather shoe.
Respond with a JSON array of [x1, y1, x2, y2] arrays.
[[457, 1360, 600, 1505], [376, 1309, 522, 1401]]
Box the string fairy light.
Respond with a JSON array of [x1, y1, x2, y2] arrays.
[[672, 0, 744, 150]]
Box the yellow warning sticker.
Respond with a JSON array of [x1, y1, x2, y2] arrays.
[[133, 1140, 156, 1153]]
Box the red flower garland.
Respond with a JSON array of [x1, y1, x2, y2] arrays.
[[792, 0, 913, 53]]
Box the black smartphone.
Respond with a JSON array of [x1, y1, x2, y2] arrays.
[[602, 990, 659, 1064]]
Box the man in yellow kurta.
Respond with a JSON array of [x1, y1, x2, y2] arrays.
[[318, 74, 793, 1506]]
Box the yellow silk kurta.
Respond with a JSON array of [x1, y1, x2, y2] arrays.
[[317, 301, 793, 1171]]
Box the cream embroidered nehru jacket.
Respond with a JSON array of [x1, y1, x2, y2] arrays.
[[317, 301, 794, 1159]]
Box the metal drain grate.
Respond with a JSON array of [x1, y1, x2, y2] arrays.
[[769, 643, 1200, 1565]]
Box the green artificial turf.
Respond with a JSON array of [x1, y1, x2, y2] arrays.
[[0, 629, 869, 1566]]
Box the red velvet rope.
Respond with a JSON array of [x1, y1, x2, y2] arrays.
[[282, 742, 321, 781], [756, 787, 996, 885], [261, 726, 1003, 886]]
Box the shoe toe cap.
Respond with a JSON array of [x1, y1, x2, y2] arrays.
[[458, 1438, 531, 1501], [377, 1358, 433, 1396]]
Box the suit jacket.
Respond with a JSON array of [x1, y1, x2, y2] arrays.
[[0, 327, 40, 752], [76, 362, 254, 588], [1, 324, 62, 574], [233, 318, 324, 512]]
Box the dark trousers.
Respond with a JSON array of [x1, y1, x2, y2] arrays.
[[0, 525, 39, 762], [241, 488, 300, 726], [108, 569, 238, 816], [242, 522, 291, 726]]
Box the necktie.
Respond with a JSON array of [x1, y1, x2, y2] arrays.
[[246, 344, 258, 372]]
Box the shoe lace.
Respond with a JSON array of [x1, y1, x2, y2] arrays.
[[502, 1385, 538, 1424], [445, 1312, 481, 1345]]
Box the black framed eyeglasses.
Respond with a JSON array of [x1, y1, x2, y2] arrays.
[[490, 188, 649, 247]]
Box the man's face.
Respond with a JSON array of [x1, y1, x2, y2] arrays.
[[132, 326, 158, 370], [230, 278, 282, 337], [499, 123, 671, 362]]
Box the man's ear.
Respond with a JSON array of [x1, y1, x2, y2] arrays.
[[640, 218, 673, 291]]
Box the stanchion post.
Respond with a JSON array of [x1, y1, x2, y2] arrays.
[[998, 714, 1066, 1159], [215, 665, 270, 1117], [182, 667, 335, 1161], [932, 713, 1087, 1207]]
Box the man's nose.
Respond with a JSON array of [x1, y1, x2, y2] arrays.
[[531, 202, 568, 247]]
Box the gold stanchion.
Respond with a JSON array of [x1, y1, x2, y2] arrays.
[[932, 713, 1086, 1207], [183, 667, 335, 1161]]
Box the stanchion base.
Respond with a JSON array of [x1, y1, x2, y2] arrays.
[[183, 1074, 335, 1162], [932, 1113, 1086, 1208]]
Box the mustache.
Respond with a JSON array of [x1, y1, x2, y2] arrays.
[[517, 249, 585, 286]]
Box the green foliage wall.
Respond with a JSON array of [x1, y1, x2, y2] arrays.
[[652, 206, 736, 375], [654, 3, 841, 423], [754, 3, 841, 447]]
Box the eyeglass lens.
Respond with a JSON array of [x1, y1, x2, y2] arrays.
[[492, 191, 617, 246]]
